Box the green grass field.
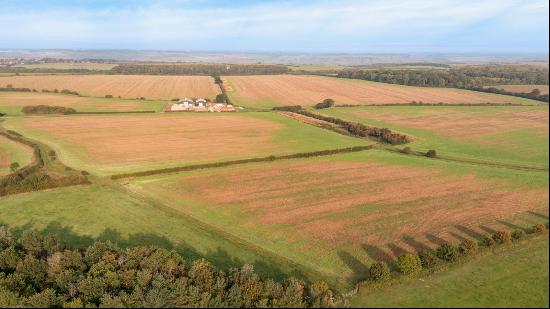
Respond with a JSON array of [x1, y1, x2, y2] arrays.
[[0, 91, 166, 116], [319, 105, 549, 167], [0, 183, 321, 282], [0, 134, 33, 175], [126, 150, 549, 287], [351, 236, 549, 307], [2, 112, 369, 176]]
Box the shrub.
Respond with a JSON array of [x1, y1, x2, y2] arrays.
[[368, 261, 390, 282], [395, 253, 422, 275], [81, 171, 90, 176], [9, 162, 20, 173], [313, 98, 335, 109], [483, 236, 495, 247], [458, 239, 478, 256], [418, 251, 438, 269], [511, 229, 526, 241], [401, 146, 412, 154], [532, 223, 547, 234], [105, 94, 113, 98], [492, 230, 512, 244], [426, 149, 437, 158], [436, 243, 459, 262]]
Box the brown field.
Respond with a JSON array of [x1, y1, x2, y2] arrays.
[[224, 75, 530, 106], [490, 84, 549, 95], [0, 92, 160, 114], [0, 75, 219, 100], [133, 153, 548, 279], [16, 114, 282, 168]]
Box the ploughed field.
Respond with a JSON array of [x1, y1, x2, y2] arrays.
[[0, 74, 219, 100], [320, 105, 549, 167], [2, 112, 367, 175], [223, 75, 533, 108], [0, 91, 165, 115], [126, 150, 549, 285], [0, 134, 34, 175], [487, 84, 549, 95]]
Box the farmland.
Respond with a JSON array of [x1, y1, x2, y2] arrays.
[[126, 150, 549, 286], [0, 74, 220, 100], [0, 135, 33, 175], [223, 75, 534, 109], [320, 105, 549, 167], [12, 62, 117, 71], [2, 112, 368, 175], [351, 236, 549, 307], [0, 91, 165, 115]]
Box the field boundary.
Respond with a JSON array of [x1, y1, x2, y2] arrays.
[[381, 146, 549, 173], [110, 145, 374, 179]]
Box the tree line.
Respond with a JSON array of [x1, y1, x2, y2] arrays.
[[21, 105, 77, 115], [0, 228, 343, 308], [273, 106, 411, 145], [112, 64, 290, 76]]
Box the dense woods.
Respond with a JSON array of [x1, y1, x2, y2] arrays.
[[112, 63, 290, 75], [0, 229, 343, 308], [331, 65, 549, 102]]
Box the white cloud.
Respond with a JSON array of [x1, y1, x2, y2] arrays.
[[0, 0, 547, 52]]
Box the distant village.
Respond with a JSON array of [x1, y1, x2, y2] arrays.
[[170, 98, 237, 112]]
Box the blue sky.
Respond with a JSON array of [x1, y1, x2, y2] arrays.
[[0, 0, 548, 53]]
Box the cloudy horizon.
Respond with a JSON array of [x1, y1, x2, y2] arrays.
[[0, 0, 548, 54]]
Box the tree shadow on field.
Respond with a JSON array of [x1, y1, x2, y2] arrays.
[[454, 224, 485, 240], [402, 235, 431, 252], [1, 221, 296, 284], [425, 233, 447, 246], [387, 243, 408, 257], [527, 211, 549, 220], [337, 250, 369, 284], [496, 220, 526, 231], [479, 225, 497, 235], [361, 243, 393, 262], [448, 232, 468, 243]]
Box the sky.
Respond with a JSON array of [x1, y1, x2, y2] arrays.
[[0, 0, 548, 54]]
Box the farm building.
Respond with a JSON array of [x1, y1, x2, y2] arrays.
[[170, 98, 236, 112]]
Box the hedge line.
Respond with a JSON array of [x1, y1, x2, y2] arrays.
[[362, 223, 548, 286], [273, 106, 411, 145], [21, 105, 76, 115], [111, 145, 373, 180]]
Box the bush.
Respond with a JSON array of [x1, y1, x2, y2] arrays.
[[458, 239, 478, 256], [483, 236, 495, 247], [426, 149, 437, 158], [313, 98, 335, 109], [436, 243, 459, 262], [401, 146, 412, 154], [81, 171, 90, 176], [492, 230, 512, 244], [105, 94, 113, 98], [395, 253, 422, 275], [532, 223, 547, 234], [418, 251, 438, 269], [511, 229, 526, 241], [368, 261, 390, 282]]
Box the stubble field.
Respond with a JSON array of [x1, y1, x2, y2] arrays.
[[320, 105, 549, 167], [127, 150, 549, 285], [2, 112, 367, 175], [0, 74, 220, 100], [223, 75, 533, 108]]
